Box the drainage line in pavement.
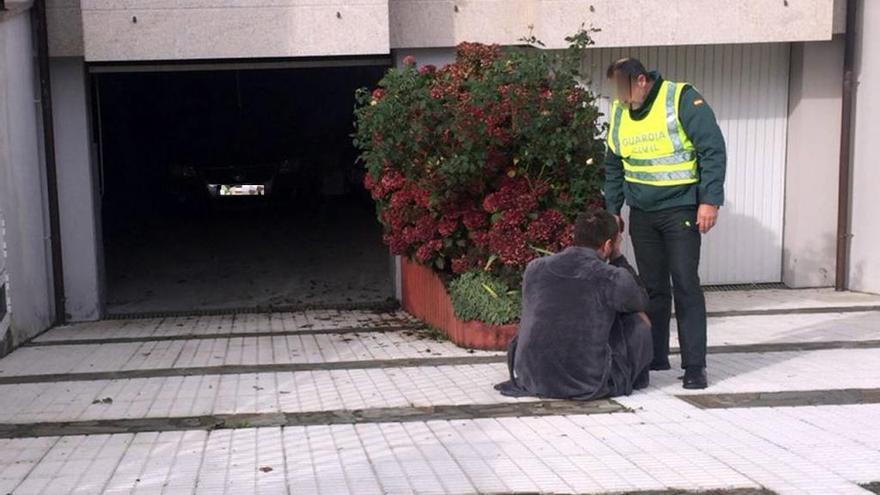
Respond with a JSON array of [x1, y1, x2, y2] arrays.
[[4, 339, 880, 386], [0, 400, 624, 439], [702, 338, 880, 355], [24, 324, 423, 347], [27, 305, 879, 348], [702, 304, 880, 318], [700, 305, 880, 318], [27, 304, 880, 347], [861, 482, 880, 495], [495, 490, 777, 495], [104, 302, 880, 322], [678, 387, 880, 409], [0, 355, 508, 385]]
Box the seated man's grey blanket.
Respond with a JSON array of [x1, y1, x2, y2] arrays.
[[496, 247, 652, 400]]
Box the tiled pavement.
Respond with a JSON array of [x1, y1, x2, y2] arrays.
[[700, 288, 880, 314], [3, 348, 880, 423], [30, 311, 418, 344], [0, 290, 880, 494], [0, 330, 483, 378]]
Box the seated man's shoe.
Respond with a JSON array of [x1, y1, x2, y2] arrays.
[[633, 368, 650, 390], [649, 360, 671, 371], [494, 380, 531, 397], [682, 366, 708, 389]]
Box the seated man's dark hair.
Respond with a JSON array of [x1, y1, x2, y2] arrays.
[[574, 208, 619, 249]]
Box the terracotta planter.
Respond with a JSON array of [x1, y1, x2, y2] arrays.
[[400, 258, 518, 351]]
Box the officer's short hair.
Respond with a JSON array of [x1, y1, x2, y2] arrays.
[[606, 58, 649, 80], [574, 208, 620, 249]]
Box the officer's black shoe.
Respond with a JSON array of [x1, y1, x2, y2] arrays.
[[682, 366, 708, 389], [649, 360, 671, 371]]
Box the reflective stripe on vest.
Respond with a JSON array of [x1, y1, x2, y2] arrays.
[[607, 81, 698, 186]]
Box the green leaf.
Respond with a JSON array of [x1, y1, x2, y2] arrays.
[[481, 283, 499, 299], [531, 246, 556, 256], [483, 255, 498, 272]]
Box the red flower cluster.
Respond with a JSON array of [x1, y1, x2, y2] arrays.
[[367, 171, 574, 270], [482, 176, 541, 213], [473, 178, 570, 266]]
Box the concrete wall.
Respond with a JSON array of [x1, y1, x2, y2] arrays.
[[848, 0, 880, 293], [0, 10, 56, 347], [833, 0, 849, 33], [50, 0, 838, 59], [783, 40, 844, 288], [390, 0, 836, 50], [47, 0, 84, 57], [80, 0, 391, 61], [51, 57, 103, 321]]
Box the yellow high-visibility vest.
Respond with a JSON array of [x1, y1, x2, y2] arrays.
[[606, 81, 699, 186]]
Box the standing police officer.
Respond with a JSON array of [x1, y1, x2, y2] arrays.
[[603, 58, 727, 389]]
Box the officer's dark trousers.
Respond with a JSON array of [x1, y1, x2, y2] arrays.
[[629, 206, 707, 369]]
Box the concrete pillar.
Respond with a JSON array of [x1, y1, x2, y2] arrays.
[[782, 40, 844, 288], [51, 57, 103, 320], [0, 11, 55, 345], [848, 0, 880, 293]]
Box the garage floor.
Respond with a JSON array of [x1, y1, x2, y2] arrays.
[[104, 199, 393, 315]]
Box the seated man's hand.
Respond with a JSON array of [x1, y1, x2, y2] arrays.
[[610, 231, 623, 261], [638, 312, 651, 327], [609, 216, 625, 261]]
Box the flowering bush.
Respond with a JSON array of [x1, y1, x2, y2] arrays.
[[354, 30, 606, 290]]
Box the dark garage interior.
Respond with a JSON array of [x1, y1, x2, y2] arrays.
[[94, 63, 393, 315]]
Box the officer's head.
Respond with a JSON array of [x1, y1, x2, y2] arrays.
[[606, 58, 654, 109], [574, 208, 622, 260]]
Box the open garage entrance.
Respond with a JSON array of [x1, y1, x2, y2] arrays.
[[93, 60, 393, 315]]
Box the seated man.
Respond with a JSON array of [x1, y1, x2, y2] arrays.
[[495, 208, 652, 400]]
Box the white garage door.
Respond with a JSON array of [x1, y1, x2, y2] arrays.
[[583, 43, 790, 285]]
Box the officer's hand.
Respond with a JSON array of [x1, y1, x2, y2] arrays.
[[696, 204, 719, 234]]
